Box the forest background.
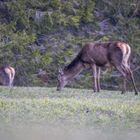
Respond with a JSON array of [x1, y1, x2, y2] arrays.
[[0, 0, 140, 90]]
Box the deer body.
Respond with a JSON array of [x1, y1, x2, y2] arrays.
[[57, 41, 138, 95], [0, 66, 15, 86]]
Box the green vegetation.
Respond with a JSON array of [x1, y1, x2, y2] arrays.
[[0, 87, 140, 129], [0, 0, 140, 88]]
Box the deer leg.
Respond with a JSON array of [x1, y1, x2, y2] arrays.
[[97, 67, 101, 92], [127, 68, 138, 95], [116, 66, 127, 94], [122, 78, 127, 94], [121, 64, 138, 95], [91, 64, 98, 92]]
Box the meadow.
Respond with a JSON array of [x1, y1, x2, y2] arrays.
[[0, 86, 140, 140]]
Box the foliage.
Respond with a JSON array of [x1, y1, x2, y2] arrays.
[[0, 0, 140, 88]]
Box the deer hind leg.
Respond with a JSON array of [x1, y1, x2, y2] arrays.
[[91, 64, 98, 92], [121, 64, 138, 95], [116, 65, 138, 95], [115, 66, 127, 94], [126, 67, 138, 95], [122, 78, 127, 94]]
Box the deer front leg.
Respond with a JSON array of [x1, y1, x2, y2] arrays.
[[97, 67, 101, 92], [91, 64, 98, 92]]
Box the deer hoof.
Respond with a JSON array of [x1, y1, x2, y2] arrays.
[[121, 91, 125, 94]]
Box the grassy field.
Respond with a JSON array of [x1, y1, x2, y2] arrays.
[[0, 86, 140, 140]]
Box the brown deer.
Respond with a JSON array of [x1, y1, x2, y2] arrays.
[[57, 41, 138, 95], [0, 66, 15, 86]]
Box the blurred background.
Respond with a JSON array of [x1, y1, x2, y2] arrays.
[[0, 0, 140, 90]]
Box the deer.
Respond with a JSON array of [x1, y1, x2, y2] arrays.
[[0, 66, 15, 86], [57, 41, 138, 95]]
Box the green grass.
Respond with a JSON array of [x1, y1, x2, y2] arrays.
[[0, 86, 140, 129]]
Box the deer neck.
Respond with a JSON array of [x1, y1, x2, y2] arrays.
[[64, 61, 83, 80]]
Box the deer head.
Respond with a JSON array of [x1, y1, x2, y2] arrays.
[[57, 67, 68, 91]]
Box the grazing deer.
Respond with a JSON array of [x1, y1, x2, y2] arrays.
[[0, 66, 15, 86], [57, 41, 138, 95]]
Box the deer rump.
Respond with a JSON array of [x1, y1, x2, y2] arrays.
[[0, 66, 15, 86], [57, 41, 138, 95]]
